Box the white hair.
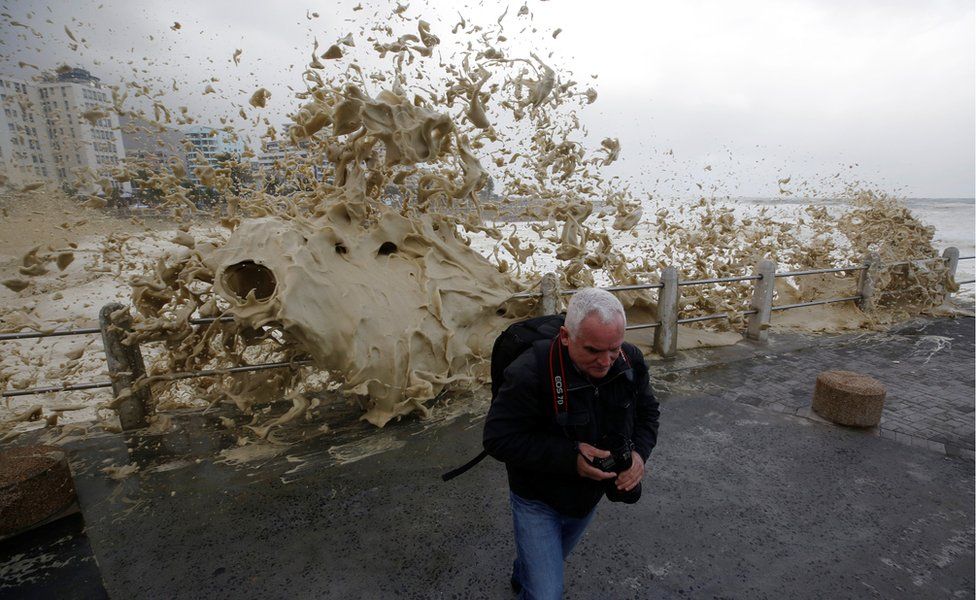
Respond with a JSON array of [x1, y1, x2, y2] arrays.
[[564, 288, 626, 338]]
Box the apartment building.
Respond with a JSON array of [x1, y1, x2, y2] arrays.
[[184, 125, 245, 183], [120, 115, 186, 169], [119, 114, 188, 200], [183, 125, 245, 186], [0, 76, 52, 188], [250, 123, 315, 179], [0, 67, 127, 194], [37, 68, 127, 193]]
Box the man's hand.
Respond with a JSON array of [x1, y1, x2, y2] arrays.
[[614, 451, 645, 492], [576, 442, 616, 481]]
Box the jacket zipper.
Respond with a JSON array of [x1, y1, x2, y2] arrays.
[[567, 369, 627, 393]]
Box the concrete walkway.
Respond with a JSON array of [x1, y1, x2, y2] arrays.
[[1, 317, 973, 599], [659, 317, 975, 458]]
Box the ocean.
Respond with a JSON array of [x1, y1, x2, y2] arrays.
[[478, 195, 976, 303], [907, 198, 976, 299], [733, 196, 975, 300]]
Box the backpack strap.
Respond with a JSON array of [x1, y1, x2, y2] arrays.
[[441, 449, 488, 481], [448, 328, 643, 482], [445, 335, 565, 483]]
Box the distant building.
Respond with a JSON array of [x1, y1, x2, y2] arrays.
[[184, 125, 245, 186], [250, 123, 323, 187], [252, 137, 306, 173], [0, 75, 52, 188], [120, 114, 186, 167], [36, 67, 127, 195], [119, 114, 187, 201], [0, 66, 128, 195]]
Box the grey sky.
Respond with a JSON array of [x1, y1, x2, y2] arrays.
[[1, 0, 973, 197]]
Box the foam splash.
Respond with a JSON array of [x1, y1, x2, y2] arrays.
[[0, 3, 962, 440], [209, 206, 526, 426]]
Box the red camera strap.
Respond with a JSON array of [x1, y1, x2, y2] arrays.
[[548, 338, 569, 416]]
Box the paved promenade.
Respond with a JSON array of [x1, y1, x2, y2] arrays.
[[1, 317, 973, 599], [660, 317, 975, 459]]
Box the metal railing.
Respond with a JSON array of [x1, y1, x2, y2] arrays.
[[771, 296, 863, 312], [680, 274, 762, 286], [1, 247, 971, 431], [0, 314, 306, 402], [0, 316, 236, 342], [956, 254, 974, 285], [531, 248, 969, 357], [775, 265, 866, 278]]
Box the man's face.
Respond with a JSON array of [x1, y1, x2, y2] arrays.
[[559, 313, 626, 380]]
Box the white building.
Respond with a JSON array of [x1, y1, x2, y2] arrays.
[[184, 125, 245, 186], [120, 114, 186, 167], [0, 67, 128, 195], [251, 136, 318, 183], [37, 67, 127, 194], [0, 76, 52, 188], [119, 115, 187, 201], [249, 123, 339, 191]]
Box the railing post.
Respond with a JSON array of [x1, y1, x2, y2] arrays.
[[856, 252, 881, 313], [99, 303, 150, 430], [541, 272, 560, 315], [942, 246, 960, 299], [746, 259, 777, 342], [653, 266, 679, 358]]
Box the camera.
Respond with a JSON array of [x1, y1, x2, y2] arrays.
[[589, 433, 642, 504], [590, 433, 634, 473]]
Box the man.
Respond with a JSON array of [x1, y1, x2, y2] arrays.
[[483, 288, 660, 599]]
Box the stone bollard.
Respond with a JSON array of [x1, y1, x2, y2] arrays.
[[942, 247, 960, 299], [0, 445, 77, 538], [812, 370, 886, 427], [746, 259, 777, 342], [99, 303, 151, 430], [540, 272, 560, 316], [856, 252, 881, 313], [654, 266, 679, 358]]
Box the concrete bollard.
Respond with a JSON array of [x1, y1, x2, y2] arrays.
[[654, 266, 679, 358], [942, 246, 960, 299], [99, 303, 150, 430], [541, 272, 560, 316], [746, 259, 777, 342], [856, 252, 881, 313]]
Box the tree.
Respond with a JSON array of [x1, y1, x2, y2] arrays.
[[479, 175, 496, 201], [214, 152, 253, 196], [130, 167, 165, 207]]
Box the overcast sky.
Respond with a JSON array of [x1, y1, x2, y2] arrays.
[[1, 0, 973, 198]]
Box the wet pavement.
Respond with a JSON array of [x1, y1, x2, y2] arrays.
[[661, 317, 976, 458], [1, 316, 973, 599]]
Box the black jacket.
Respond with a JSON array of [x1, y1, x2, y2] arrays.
[[483, 338, 660, 518]]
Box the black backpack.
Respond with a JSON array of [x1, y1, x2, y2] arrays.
[[441, 314, 566, 481]]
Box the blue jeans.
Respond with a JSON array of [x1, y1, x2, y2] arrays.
[[509, 491, 597, 600]]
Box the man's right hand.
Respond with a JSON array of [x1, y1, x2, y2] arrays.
[[576, 442, 616, 481]]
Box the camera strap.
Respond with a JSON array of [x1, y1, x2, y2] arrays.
[[548, 340, 633, 422], [443, 339, 632, 483], [547, 338, 570, 421]]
